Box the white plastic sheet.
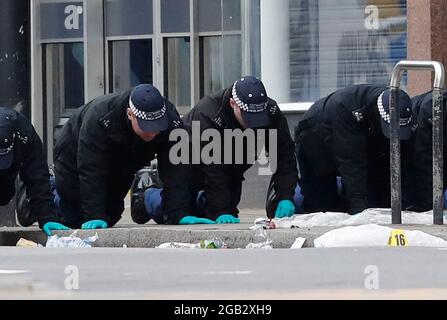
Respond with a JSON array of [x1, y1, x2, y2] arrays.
[[273, 208, 446, 228], [314, 224, 447, 248]]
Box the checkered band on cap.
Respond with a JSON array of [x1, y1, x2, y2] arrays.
[[129, 98, 166, 121], [232, 81, 267, 113], [0, 134, 14, 156], [377, 92, 412, 126]]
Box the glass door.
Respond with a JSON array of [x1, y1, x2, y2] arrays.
[[163, 37, 191, 109], [104, 0, 154, 94], [108, 39, 153, 93]]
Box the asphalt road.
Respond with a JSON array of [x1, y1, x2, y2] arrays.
[[2, 246, 447, 299]]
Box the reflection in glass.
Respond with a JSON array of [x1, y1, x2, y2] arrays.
[[163, 37, 191, 107], [43, 42, 85, 117], [108, 39, 153, 93], [43, 42, 85, 152], [200, 36, 222, 96], [248, 0, 261, 78], [222, 0, 241, 31], [200, 36, 241, 97], [197, 0, 222, 32], [197, 0, 241, 32], [222, 35, 242, 92], [105, 0, 153, 36], [289, 0, 407, 102], [161, 0, 190, 33]]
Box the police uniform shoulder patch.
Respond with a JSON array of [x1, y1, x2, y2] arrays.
[[268, 104, 279, 116], [212, 115, 225, 128], [99, 112, 113, 130], [172, 119, 182, 128], [15, 131, 29, 145], [411, 122, 418, 132], [352, 110, 364, 122], [101, 119, 111, 128]]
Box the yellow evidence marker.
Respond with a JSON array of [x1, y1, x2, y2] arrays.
[[388, 229, 408, 247]]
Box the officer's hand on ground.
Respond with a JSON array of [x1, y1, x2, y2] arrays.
[[42, 222, 70, 236], [81, 219, 108, 230], [274, 200, 295, 218], [178, 216, 216, 225], [215, 214, 240, 224]]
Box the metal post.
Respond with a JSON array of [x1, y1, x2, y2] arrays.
[[432, 88, 444, 224], [390, 60, 445, 225], [390, 88, 401, 224]]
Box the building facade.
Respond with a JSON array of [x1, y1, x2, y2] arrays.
[[2, 0, 446, 160]]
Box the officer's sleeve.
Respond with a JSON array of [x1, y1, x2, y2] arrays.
[[270, 113, 298, 202], [157, 137, 192, 224], [197, 116, 236, 220], [77, 111, 110, 223], [333, 104, 368, 214], [202, 163, 236, 220], [19, 126, 57, 228]]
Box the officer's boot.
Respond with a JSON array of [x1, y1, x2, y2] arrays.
[[130, 164, 163, 224]]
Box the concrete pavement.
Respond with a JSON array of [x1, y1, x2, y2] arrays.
[[1, 208, 447, 248], [2, 247, 447, 299]]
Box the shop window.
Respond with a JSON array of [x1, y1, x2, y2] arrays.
[[289, 0, 407, 102]]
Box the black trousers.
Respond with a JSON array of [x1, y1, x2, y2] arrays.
[[296, 145, 394, 213], [190, 182, 242, 219], [297, 149, 348, 213]]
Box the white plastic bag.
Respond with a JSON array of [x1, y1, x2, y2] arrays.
[[245, 227, 273, 249], [46, 231, 98, 248]]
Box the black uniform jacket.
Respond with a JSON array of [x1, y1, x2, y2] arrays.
[[409, 90, 447, 211], [182, 87, 298, 220], [0, 110, 56, 227], [295, 84, 396, 213], [54, 89, 191, 225]]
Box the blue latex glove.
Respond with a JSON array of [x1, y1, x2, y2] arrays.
[[81, 219, 108, 230], [42, 222, 70, 236], [274, 200, 295, 218], [178, 216, 216, 225], [215, 214, 240, 224]]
